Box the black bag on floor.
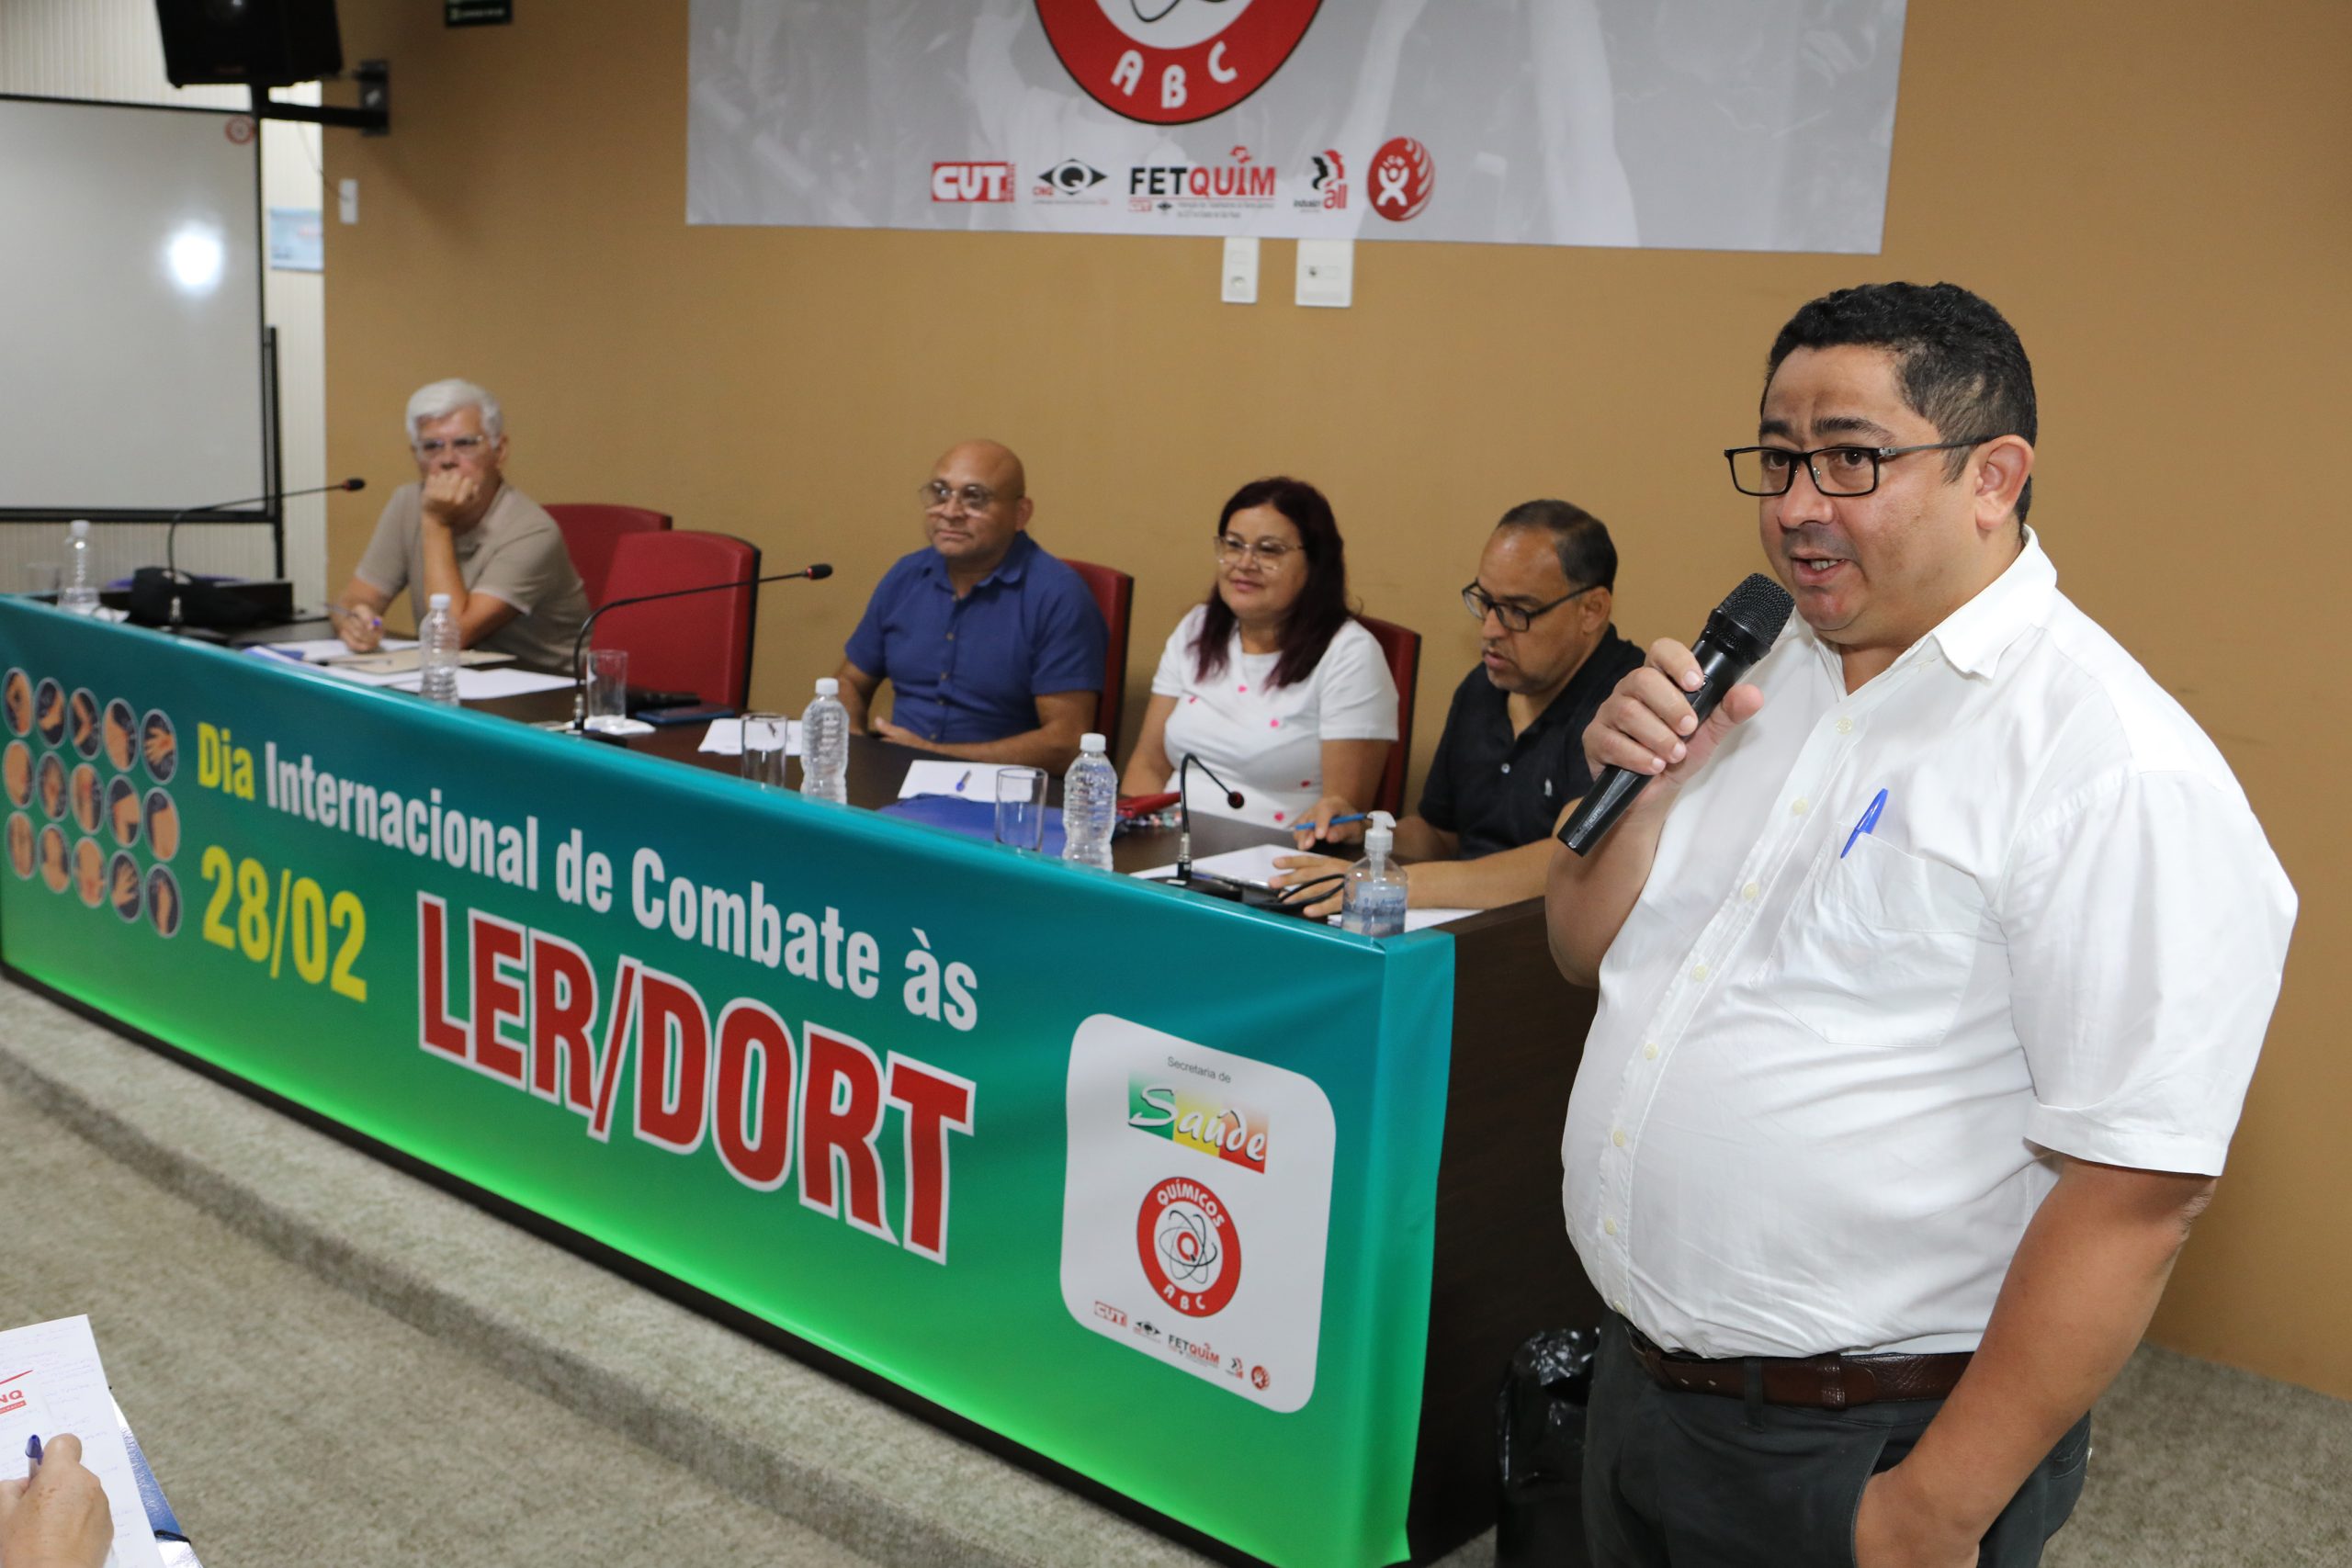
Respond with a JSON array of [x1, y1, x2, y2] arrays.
[[1496, 1326, 1599, 1568]]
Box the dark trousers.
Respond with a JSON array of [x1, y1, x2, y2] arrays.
[[1582, 1318, 2091, 1568]]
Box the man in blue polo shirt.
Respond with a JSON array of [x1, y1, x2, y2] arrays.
[[834, 440, 1107, 772]]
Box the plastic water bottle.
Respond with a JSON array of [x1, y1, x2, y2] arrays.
[[418, 592, 461, 706], [1060, 732, 1118, 871], [800, 677, 850, 803], [59, 520, 100, 615], [1342, 811, 1409, 936]]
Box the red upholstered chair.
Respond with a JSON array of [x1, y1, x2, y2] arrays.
[[594, 529, 760, 709], [1061, 558, 1135, 745], [1356, 615, 1422, 817], [546, 503, 671, 609]]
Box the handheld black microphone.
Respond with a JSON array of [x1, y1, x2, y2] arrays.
[[568, 564, 832, 739], [1557, 572, 1795, 855]]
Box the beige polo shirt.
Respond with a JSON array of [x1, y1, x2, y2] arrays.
[[354, 481, 589, 672]]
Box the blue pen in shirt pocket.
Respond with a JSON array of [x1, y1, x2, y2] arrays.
[[1840, 788, 1889, 859]]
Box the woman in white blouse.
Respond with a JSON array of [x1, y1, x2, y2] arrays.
[[1120, 478, 1398, 830]]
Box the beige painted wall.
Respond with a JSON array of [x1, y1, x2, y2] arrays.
[[320, 3, 2352, 1397]]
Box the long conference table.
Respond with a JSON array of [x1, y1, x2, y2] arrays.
[[0, 601, 1602, 1568]]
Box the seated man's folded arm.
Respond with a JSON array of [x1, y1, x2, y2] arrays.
[[833, 659, 881, 733], [882, 688, 1096, 771]]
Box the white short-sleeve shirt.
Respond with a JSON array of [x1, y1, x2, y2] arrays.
[[1150, 605, 1398, 830], [1564, 533, 2295, 1359]]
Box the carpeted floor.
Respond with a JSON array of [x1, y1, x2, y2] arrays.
[[2, 977, 2346, 1567], [2041, 1347, 2351, 1567], [0, 1075, 879, 1568]]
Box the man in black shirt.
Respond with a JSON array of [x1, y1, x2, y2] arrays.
[[1276, 499, 1643, 914]]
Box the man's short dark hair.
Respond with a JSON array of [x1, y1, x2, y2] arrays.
[[1496, 499, 1615, 592], [1765, 282, 2038, 523]]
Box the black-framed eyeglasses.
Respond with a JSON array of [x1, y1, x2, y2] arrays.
[[1723, 438, 1993, 498], [1461, 581, 1595, 634], [920, 479, 1002, 513]]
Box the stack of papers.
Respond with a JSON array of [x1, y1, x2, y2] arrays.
[[0, 1315, 168, 1568], [243, 640, 574, 698]]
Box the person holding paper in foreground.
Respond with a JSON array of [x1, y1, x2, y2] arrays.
[[1547, 282, 2294, 1567], [0, 1433, 110, 1568]]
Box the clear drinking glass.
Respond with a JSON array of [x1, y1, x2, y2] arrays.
[[22, 564, 61, 599], [993, 766, 1047, 851], [584, 649, 630, 731], [741, 713, 789, 787]]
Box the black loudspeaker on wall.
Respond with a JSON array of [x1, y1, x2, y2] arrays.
[[154, 0, 345, 88]]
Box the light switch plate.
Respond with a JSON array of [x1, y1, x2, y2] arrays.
[[1221, 236, 1260, 304], [337, 178, 359, 225], [1295, 239, 1352, 308]]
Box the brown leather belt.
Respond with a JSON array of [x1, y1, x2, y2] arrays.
[[1625, 1324, 1972, 1409]]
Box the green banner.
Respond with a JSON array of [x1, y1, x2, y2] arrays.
[[0, 602, 1457, 1568]]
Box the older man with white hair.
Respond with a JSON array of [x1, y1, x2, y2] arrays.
[[334, 378, 589, 671]]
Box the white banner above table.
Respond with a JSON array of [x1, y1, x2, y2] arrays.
[[686, 0, 1908, 254]]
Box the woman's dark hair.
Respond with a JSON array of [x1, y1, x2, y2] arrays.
[[1192, 476, 1351, 692]]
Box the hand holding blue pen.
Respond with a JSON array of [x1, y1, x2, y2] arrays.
[[1, 1431, 110, 1568], [1293, 806, 1370, 848]]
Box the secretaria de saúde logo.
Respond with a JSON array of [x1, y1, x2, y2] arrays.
[[1127, 1075, 1268, 1170], [1035, 0, 1323, 126], [1136, 1175, 1242, 1316]]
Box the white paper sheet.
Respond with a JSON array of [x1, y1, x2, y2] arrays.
[[437, 667, 576, 699], [245, 636, 417, 662], [295, 660, 413, 687], [1129, 842, 1299, 887], [0, 1315, 167, 1568], [897, 760, 1030, 802], [699, 717, 801, 757], [341, 666, 577, 699]]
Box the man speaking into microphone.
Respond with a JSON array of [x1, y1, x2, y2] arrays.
[[1546, 283, 2294, 1567]]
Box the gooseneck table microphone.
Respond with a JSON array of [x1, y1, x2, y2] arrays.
[[1148, 755, 1341, 915], [132, 477, 368, 635], [565, 564, 833, 740], [1167, 752, 1246, 888], [1557, 571, 1795, 854]]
